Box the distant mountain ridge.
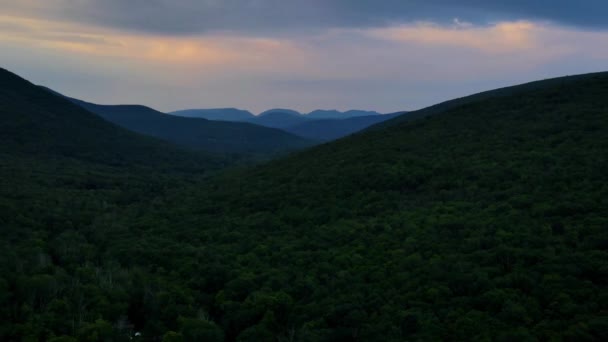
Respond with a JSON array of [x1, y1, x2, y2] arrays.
[[259, 108, 302, 117], [170, 107, 384, 121], [306, 109, 382, 119], [55, 94, 314, 155], [170, 108, 255, 121], [284, 112, 403, 141], [250, 110, 306, 129], [169, 107, 394, 138]]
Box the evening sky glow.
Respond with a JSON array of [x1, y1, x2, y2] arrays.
[[1, 1, 607, 113]]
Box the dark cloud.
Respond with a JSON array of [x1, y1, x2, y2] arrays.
[[4, 0, 608, 35]]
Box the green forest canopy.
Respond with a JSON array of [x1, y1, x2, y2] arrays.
[[1, 69, 608, 341]]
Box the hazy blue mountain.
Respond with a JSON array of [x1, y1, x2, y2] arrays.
[[249, 110, 310, 129], [167, 107, 389, 135], [305, 109, 382, 119], [258, 108, 302, 117], [344, 109, 382, 117], [62, 96, 314, 155], [170, 108, 255, 121], [285, 112, 404, 141]]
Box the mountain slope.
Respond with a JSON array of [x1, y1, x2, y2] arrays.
[[248, 110, 309, 129], [306, 109, 382, 119], [285, 112, 403, 141], [371, 72, 608, 131], [157, 72, 608, 340], [0, 68, 223, 170], [170, 108, 255, 121], [66, 97, 314, 155], [168, 108, 390, 138], [0, 67, 234, 340]]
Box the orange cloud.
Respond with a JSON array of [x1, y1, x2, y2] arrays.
[[2, 12, 607, 113], [0, 15, 306, 69], [368, 21, 541, 54]]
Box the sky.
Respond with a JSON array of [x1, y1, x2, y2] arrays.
[[1, 1, 607, 114]]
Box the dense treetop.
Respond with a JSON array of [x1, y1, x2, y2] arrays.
[[1, 69, 608, 341]]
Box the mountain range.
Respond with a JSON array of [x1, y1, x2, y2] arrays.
[[170, 107, 399, 139], [37, 88, 400, 151], [171, 108, 384, 122], [2, 68, 607, 341], [169, 108, 255, 121], [49, 92, 314, 156], [306, 109, 382, 119]]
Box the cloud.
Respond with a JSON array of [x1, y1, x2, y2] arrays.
[[0, 15, 121, 48], [1, 0, 608, 36], [0, 15, 308, 71], [368, 21, 540, 54], [1, 8, 607, 113]]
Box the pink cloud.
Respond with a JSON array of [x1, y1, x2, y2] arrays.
[[368, 21, 544, 54], [1, 13, 607, 113]]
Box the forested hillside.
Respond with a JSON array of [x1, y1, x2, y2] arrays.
[[0, 69, 227, 170], [155, 72, 608, 341], [0, 68, 232, 340], [2, 70, 608, 341]]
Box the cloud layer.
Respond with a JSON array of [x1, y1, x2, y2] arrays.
[[1, 1, 607, 113], [2, 0, 608, 35]]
